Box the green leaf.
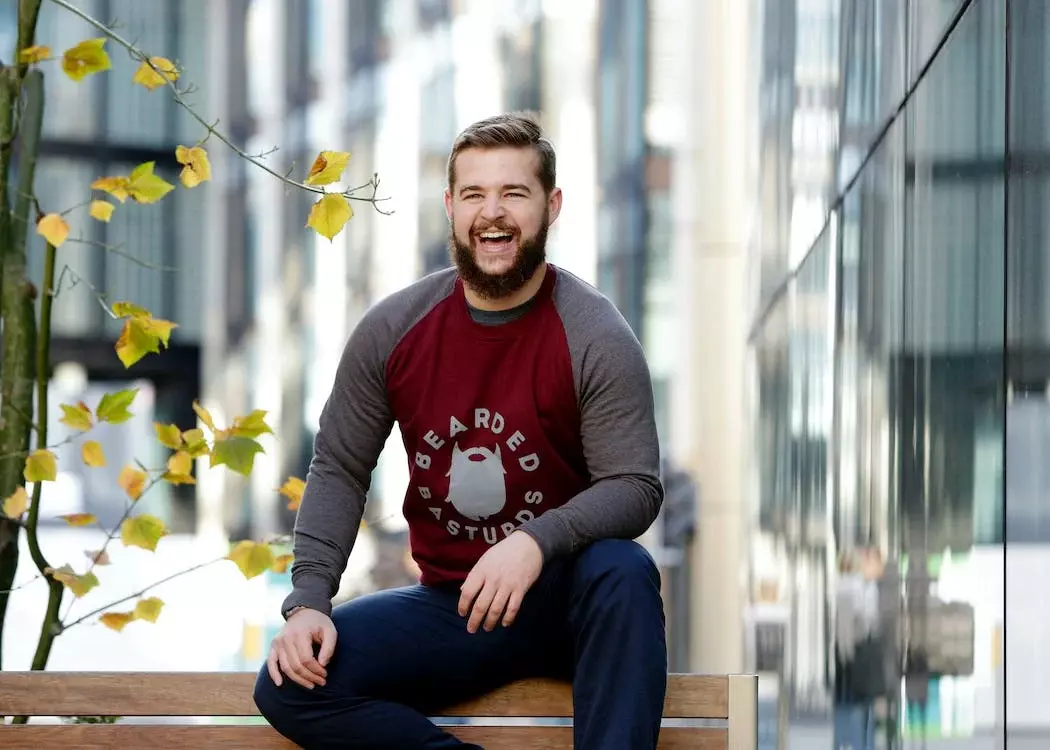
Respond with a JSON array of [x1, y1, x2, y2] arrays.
[[96, 388, 138, 424], [210, 436, 265, 476]]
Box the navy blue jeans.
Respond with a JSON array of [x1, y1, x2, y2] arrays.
[[253, 539, 667, 749]]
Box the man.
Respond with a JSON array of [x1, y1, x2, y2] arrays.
[[253, 112, 668, 749]]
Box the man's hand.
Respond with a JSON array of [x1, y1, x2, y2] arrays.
[[458, 531, 544, 633], [267, 607, 337, 689]]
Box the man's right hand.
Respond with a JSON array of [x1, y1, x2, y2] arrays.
[[267, 607, 337, 690]]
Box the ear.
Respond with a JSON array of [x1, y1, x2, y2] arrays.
[[547, 186, 563, 226], [444, 188, 453, 221]]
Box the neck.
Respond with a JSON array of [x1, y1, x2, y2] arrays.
[[463, 262, 548, 311]]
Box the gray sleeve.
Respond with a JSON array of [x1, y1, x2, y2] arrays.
[[518, 281, 664, 560], [280, 313, 395, 618]]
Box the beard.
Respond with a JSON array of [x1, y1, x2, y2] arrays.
[[448, 211, 549, 301]]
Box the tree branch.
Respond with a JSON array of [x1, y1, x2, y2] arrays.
[[61, 556, 223, 632], [46, 0, 393, 212], [63, 236, 179, 272], [59, 474, 164, 622], [0, 572, 41, 594]]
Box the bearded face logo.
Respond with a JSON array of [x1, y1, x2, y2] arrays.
[[445, 442, 507, 521]]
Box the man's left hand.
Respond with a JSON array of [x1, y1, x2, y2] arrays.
[[458, 531, 544, 633]]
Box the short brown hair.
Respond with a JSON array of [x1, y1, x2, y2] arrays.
[[447, 112, 556, 194]]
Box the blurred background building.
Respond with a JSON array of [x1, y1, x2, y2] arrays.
[[3, 0, 1043, 747]]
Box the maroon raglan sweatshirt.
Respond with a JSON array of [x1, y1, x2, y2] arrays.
[[282, 264, 663, 618]]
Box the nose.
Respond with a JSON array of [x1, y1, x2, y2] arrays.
[[479, 194, 505, 221]]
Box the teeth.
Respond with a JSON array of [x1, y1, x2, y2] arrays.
[[480, 232, 511, 239]]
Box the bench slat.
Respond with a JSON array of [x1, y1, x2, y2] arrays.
[[0, 672, 729, 719], [0, 724, 728, 749]]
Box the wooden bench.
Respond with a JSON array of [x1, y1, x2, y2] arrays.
[[0, 671, 757, 749]]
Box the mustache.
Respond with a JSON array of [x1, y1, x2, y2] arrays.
[[471, 222, 518, 234]]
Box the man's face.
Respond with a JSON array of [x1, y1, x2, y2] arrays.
[[445, 146, 562, 300]]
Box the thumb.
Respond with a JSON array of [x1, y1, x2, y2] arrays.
[[317, 624, 337, 666]]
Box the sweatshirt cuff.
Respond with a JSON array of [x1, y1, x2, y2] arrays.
[[280, 584, 333, 620], [518, 512, 574, 561]]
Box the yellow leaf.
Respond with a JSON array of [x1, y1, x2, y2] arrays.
[[271, 553, 294, 574], [36, 213, 69, 248], [19, 45, 51, 64], [133, 597, 164, 623], [127, 161, 175, 204], [61, 38, 111, 82], [118, 465, 149, 501], [211, 435, 265, 476], [182, 428, 210, 458], [132, 56, 179, 91], [96, 388, 138, 424], [230, 409, 273, 439], [175, 145, 211, 188], [84, 549, 111, 565], [306, 193, 352, 241], [226, 540, 276, 580], [24, 449, 57, 482], [46, 564, 99, 598], [115, 314, 177, 368], [2, 487, 28, 519], [192, 401, 217, 432], [59, 401, 93, 431], [120, 514, 168, 552], [153, 422, 184, 450], [89, 200, 115, 222], [99, 611, 135, 632], [305, 150, 351, 186], [278, 477, 306, 511], [82, 440, 106, 468], [112, 301, 151, 317], [163, 450, 195, 485], [58, 512, 97, 527], [91, 176, 131, 203]]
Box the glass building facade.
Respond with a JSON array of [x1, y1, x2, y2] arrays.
[[749, 0, 1042, 744]]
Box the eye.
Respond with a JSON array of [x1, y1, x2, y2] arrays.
[[505, 192, 526, 199], [463, 193, 483, 201]]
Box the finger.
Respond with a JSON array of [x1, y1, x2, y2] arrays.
[[276, 642, 315, 690], [484, 587, 511, 632], [267, 647, 282, 686], [468, 580, 498, 634], [502, 589, 525, 628], [293, 632, 327, 685], [317, 624, 337, 667], [459, 570, 484, 617]]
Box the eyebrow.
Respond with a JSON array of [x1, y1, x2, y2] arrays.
[[458, 183, 532, 196]]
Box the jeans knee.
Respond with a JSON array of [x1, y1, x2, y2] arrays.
[[252, 667, 284, 725], [575, 539, 661, 595]]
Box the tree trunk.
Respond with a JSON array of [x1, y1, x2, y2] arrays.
[[0, 0, 44, 673]]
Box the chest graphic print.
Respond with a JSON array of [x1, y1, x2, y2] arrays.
[[446, 442, 506, 521], [411, 408, 547, 545]]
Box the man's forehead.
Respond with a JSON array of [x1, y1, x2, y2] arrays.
[[455, 147, 541, 185]]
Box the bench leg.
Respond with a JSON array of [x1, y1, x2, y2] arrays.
[[727, 674, 758, 750]]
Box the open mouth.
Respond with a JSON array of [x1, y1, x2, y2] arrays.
[[475, 231, 516, 254]]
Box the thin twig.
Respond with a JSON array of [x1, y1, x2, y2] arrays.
[[63, 236, 179, 272], [0, 433, 78, 462], [0, 573, 42, 594], [61, 556, 223, 632], [46, 0, 392, 211], [60, 474, 164, 622], [56, 265, 117, 318]]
